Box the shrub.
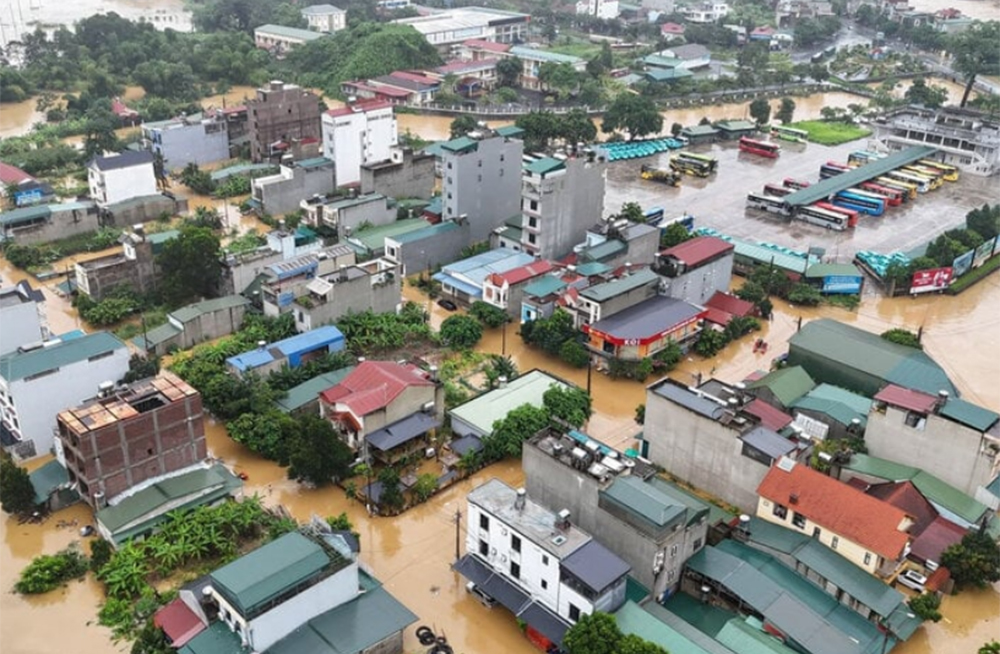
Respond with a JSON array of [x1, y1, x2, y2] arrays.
[[468, 301, 509, 328], [788, 283, 823, 306], [559, 340, 590, 368], [909, 593, 942, 622], [15, 547, 89, 594], [440, 314, 483, 350], [881, 328, 922, 349]]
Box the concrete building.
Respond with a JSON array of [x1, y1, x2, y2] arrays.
[[583, 296, 705, 361], [251, 157, 336, 216], [274, 367, 355, 416], [300, 192, 395, 234], [88, 151, 158, 207], [440, 127, 524, 242], [0, 281, 47, 356], [321, 100, 398, 186], [292, 259, 401, 333], [142, 113, 230, 172], [450, 370, 573, 441], [392, 7, 530, 49], [253, 24, 324, 55], [508, 47, 588, 91], [383, 220, 470, 276], [55, 372, 207, 509], [746, 365, 816, 411], [221, 227, 325, 296], [433, 247, 536, 305], [655, 236, 735, 305], [643, 377, 805, 510], [360, 148, 436, 200], [367, 71, 441, 106], [257, 244, 356, 317], [344, 217, 430, 259], [520, 153, 607, 261], [788, 383, 872, 441], [0, 332, 130, 459], [524, 428, 711, 599], [756, 457, 914, 577], [226, 326, 346, 377], [679, 1, 729, 23], [871, 106, 1000, 176], [481, 259, 554, 317], [575, 267, 661, 328], [574, 222, 661, 273], [248, 81, 322, 163], [454, 478, 631, 649], [133, 296, 252, 357], [75, 228, 177, 301], [302, 4, 346, 32], [576, 0, 620, 19]]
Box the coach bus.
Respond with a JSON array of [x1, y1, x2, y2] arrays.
[[796, 204, 850, 231], [783, 178, 810, 190], [885, 170, 931, 193], [643, 207, 666, 225], [902, 165, 944, 190], [763, 183, 792, 197], [815, 201, 859, 228], [659, 213, 695, 233], [739, 137, 781, 158], [771, 125, 808, 143], [746, 193, 791, 216], [918, 159, 959, 182], [875, 176, 918, 199], [860, 182, 904, 206], [847, 150, 885, 166], [834, 190, 886, 216], [670, 152, 718, 177], [819, 162, 851, 179]]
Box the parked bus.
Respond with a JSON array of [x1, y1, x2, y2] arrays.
[[796, 204, 849, 231], [918, 159, 959, 182], [771, 125, 808, 143], [819, 162, 851, 178], [876, 176, 918, 199], [763, 183, 792, 197], [643, 207, 666, 225], [660, 213, 695, 232], [860, 182, 904, 206], [885, 170, 931, 193], [739, 137, 781, 158], [902, 165, 944, 190], [676, 151, 718, 169], [670, 152, 717, 177], [834, 190, 886, 216], [815, 201, 859, 228], [746, 193, 790, 216], [783, 178, 810, 190], [847, 150, 885, 166]]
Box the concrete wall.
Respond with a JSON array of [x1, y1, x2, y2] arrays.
[[104, 195, 182, 227], [223, 249, 287, 296], [330, 196, 396, 234], [181, 304, 249, 349], [361, 384, 438, 437], [248, 83, 322, 163], [149, 120, 230, 172], [294, 269, 401, 332], [660, 253, 734, 305], [442, 135, 523, 243], [521, 156, 607, 261], [0, 297, 43, 355], [89, 162, 158, 206], [254, 164, 336, 216], [385, 222, 470, 276], [321, 107, 397, 186], [361, 149, 436, 200], [1, 203, 101, 246]]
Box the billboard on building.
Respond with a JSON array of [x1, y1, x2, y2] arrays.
[[822, 275, 862, 294], [952, 249, 974, 279], [973, 237, 996, 269], [910, 267, 952, 294]]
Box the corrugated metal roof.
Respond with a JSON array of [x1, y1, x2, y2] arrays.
[[805, 263, 863, 279], [0, 203, 51, 226], [579, 238, 626, 262], [746, 366, 815, 407], [254, 23, 324, 40], [509, 45, 584, 64], [524, 156, 566, 175], [388, 220, 460, 244], [449, 370, 570, 437], [601, 476, 687, 528], [366, 412, 440, 452], [939, 397, 999, 432], [874, 384, 938, 413], [275, 367, 355, 413], [587, 296, 704, 341], [740, 426, 795, 459], [523, 274, 567, 298], [615, 601, 719, 654], [133, 322, 182, 350], [0, 332, 126, 381], [651, 380, 728, 420], [790, 384, 871, 428], [560, 539, 630, 593], [495, 125, 525, 138], [178, 621, 248, 654], [28, 460, 70, 505], [743, 400, 793, 431], [715, 618, 799, 654], [350, 217, 429, 252], [580, 267, 658, 301], [170, 295, 249, 324]]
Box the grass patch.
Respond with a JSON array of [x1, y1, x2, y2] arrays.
[[548, 41, 602, 59], [948, 255, 1000, 294], [824, 294, 860, 310], [786, 120, 872, 145]]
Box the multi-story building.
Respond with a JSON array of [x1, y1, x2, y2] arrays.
[[253, 24, 324, 56], [250, 157, 336, 216], [301, 193, 395, 234], [0, 281, 46, 356], [575, 267, 660, 328], [454, 479, 631, 649], [292, 259, 401, 332], [383, 220, 471, 277], [679, 1, 730, 22], [133, 295, 252, 357], [520, 153, 607, 261], [87, 151, 158, 207], [74, 227, 177, 301], [440, 126, 524, 242], [220, 227, 325, 296], [247, 81, 322, 163], [0, 332, 130, 459], [321, 101, 398, 186], [871, 106, 1000, 176], [654, 235, 735, 305], [481, 259, 554, 317], [141, 113, 230, 172], [302, 4, 346, 32], [360, 147, 436, 199], [55, 372, 207, 509], [508, 47, 587, 91], [524, 428, 711, 599], [583, 295, 705, 361], [257, 244, 356, 317], [433, 247, 536, 305], [575, 0, 620, 19], [392, 7, 530, 49]]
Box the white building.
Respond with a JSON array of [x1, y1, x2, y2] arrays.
[[576, 0, 620, 19], [87, 151, 158, 207], [0, 282, 47, 356], [393, 7, 530, 49], [0, 332, 130, 459], [321, 101, 398, 186], [680, 1, 730, 22], [302, 4, 346, 33], [253, 24, 324, 55], [872, 107, 1000, 177], [454, 479, 630, 648]]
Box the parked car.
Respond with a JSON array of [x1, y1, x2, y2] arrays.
[[465, 581, 496, 607], [897, 569, 927, 592], [437, 299, 458, 311]]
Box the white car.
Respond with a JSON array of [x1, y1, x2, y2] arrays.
[[897, 570, 927, 592]]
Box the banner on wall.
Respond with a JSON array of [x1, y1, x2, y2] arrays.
[[951, 250, 974, 279], [910, 267, 953, 294], [973, 237, 996, 269]]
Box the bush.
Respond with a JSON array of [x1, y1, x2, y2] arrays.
[[880, 328, 922, 349], [941, 531, 1000, 590], [440, 314, 483, 350], [559, 340, 590, 368], [468, 301, 509, 328], [15, 547, 89, 594], [788, 283, 823, 306], [908, 593, 942, 622], [0, 452, 38, 516], [694, 329, 728, 358], [90, 539, 114, 573]]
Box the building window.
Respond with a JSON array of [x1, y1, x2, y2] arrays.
[[792, 512, 806, 529], [479, 514, 489, 531], [693, 538, 703, 551], [510, 561, 520, 579], [772, 503, 788, 519], [670, 544, 679, 557], [528, 217, 537, 228], [511, 535, 521, 553], [447, 162, 453, 169], [542, 555, 549, 565], [529, 200, 538, 211], [831, 536, 839, 550], [864, 552, 872, 566], [541, 579, 548, 590], [479, 539, 489, 556], [569, 604, 581, 622], [812, 527, 821, 539]]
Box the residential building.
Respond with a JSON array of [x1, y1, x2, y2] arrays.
[[27, 459, 78, 513], [871, 106, 1000, 176], [74, 227, 177, 301], [133, 296, 252, 357], [0, 332, 130, 459], [250, 157, 336, 216], [254, 24, 324, 55], [481, 259, 555, 317], [679, 2, 729, 23], [450, 370, 574, 442], [746, 365, 816, 411], [344, 217, 430, 259], [576, 0, 620, 19], [383, 220, 470, 276], [226, 325, 346, 377], [584, 296, 705, 361], [788, 383, 872, 441], [643, 377, 805, 510], [431, 58, 499, 97], [458, 38, 512, 62], [0, 162, 55, 207], [88, 151, 158, 207], [655, 235, 735, 305], [220, 226, 325, 296], [392, 7, 530, 49], [866, 384, 999, 497], [433, 248, 536, 305], [508, 46, 587, 91], [321, 100, 398, 186], [302, 4, 346, 32], [660, 43, 712, 69], [0, 281, 46, 356], [520, 153, 607, 261], [454, 479, 631, 649], [142, 113, 230, 172], [111, 97, 140, 126], [360, 147, 436, 199], [274, 367, 355, 415], [701, 290, 756, 330], [574, 222, 661, 273], [519, 270, 590, 324], [319, 361, 443, 464], [292, 259, 401, 332], [440, 126, 524, 241], [370, 71, 441, 105], [247, 81, 322, 163], [524, 428, 712, 599], [257, 244, 357, 316], [300, 193, 395, 234], [575, 266, 660, 327], [659, 21, 686, 40]]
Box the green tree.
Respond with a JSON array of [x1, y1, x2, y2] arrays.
[[615, 201, 645, 223], [287, 415, 354, 486], [227, 410, 296, 462], [82, 103, 122, 159], [966, 204, 1000, 241], [484, 404, 550, 460], [748, 97, 772, 126], [521, 309, 578, 355], [563, 611, 623, 654], [671, 122, 683, 136], [543, 384, 592, 428], [881, 328, 922, 349], [14, 547, 89, 594], [940, 530, 1000, 590], [440, 314, 483, 349], [601, 94, 663, 140], [908, 593, 943, 622], [787, 283, 822, 306], [559, 340, 590, 368], [776, 97, 796, 124], [0, 452, 37, 516], [980, 642, 1000, 654], [377, 467, 404, 511], [634, 403, 645, 425], [90, 538, 114, 573], [560, 108, 598, 149], [496, 56, 522, 88], [130, 620, 173, 654], [449, 114, 479, 140], [412, 473, 438, 502], [516, 110, 560, 151], [484, 355, 519, 389], [949, 20, 1000, 107], [156, 226, 222, 305], [179, 163, 216, 195], [904, 77, 948, 109], [539, 61, 580, 99], [469, 301, 509, 328], [660, 222, 692, 248], [694, 329, 728, 358]]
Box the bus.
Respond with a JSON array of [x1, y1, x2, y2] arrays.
[[739, 137, 781, 158], [918, 159, 959, 182], [834, 190, 886, 216], [885, 170, 931, 193], [815, 201, 859, 228], [902, 165, 944, 189], [875, 176, 918, 199], [771, 125, 808, 143], [847, 150, 885, 166], [796, 204, 849, 231], [659, 213, 695, 232], [746, 193, 791, 216], [763, 184, 792, 197], [670, 152, 717, 177], [860, 182, 904, 206], [643, 207, 666, 225], [819, 162, 851, 178], [783, 178, 810, 190]]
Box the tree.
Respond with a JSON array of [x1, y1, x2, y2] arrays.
[[614, 201, 645, 224], [776, 97, 796, 124], [559, 340, 590, 368], [484, 355, 519, 389], [561, 108, 597, 149], [694, 329, 728, 358], [980, 642, 1000, 654], [634, 404, 645, 425], [966, 203, 1000, 241], [157, 226, 223, 305], [449, 115, 479, 140], [539, 61, 581, 99], [82, 103, 122, 159], [227, 410, 296, 462], [377, 467, 404, 511], [543, 384, 592, 428], [881, 328, 922, 349], [287, 415, 354, 486], [484, 404, 550, 460], [787, 283, 822, 306], [904, 77, 948, 109], [601, 94, 663, 140], [748, 97, 772, 125], [670, 122, 683, 136], [122, 353, 161, 384], [941, 530, 1000, 590], [521, 309, 577, 355], [469, 301, 509, 328], [908, 593, 943, 622], [516, 110, 560, 151], [180, 163, 216, 195], [0, 452, 38, 516], [563, 612, 622, 654], [412, 473, 438, 502], [660, 222, 692, 248], [131, 620, 173, 654], [949, 21, 1000, 107], [440, 314, 483, 349], [496, 56, 522, 88]]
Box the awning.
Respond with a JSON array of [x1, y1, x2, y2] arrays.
[[453, 555, 530, 612], [366, 412, 440, 452], [517, 602, 571, 646]]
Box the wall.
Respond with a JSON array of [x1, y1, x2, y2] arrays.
[[178, 304, 249, 351], [331, 196, 396, 234], [385, 221, 470, 276], [0, 298, 43, 355], [442, 136, 523, 242], [248, 83, 322, 163], [104, 195, 182, 228], [522, 157, 607, 261], [91, 163, 158, 206], [581, 275, 658, 326], [1, 204, 101, 246], [150, 120, 230, 172], [254, 165, 336, 216], [294, 269, 401, 332], [661, 254, 734, 305], [361, 149, 436, 200], [361, 384, 437, 437], [321, 108, 398, 186]]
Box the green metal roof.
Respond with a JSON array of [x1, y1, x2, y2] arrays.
[[171, 295, 250, 324], [0, 332, 126, 382], [681, 125, 720, 136], [389, 220, 460, 244], [643, 54, 684, 68], [349, 217, 429, 253], [790, 383, 871, 427], [747, 366, 816, 407], [0, 204, 50, 226], [29, 460, 70, 505], [715, 120, 757, 132], [939, 397, 999, 432], [255, 23, 324, 40], [133, 322, 182, 350], [449, 370, 570, 436], [580, 267, 658, 302], [211, 532, 332, 616], [523, 274, 567, 298], [524, 157, 566, 175], [179, 621, 249, 654], [783, 145, 937, 206], [275, 367, 355, 413], [579, 238, 627, 263], [494, 125, 525, 138], [440, 136, 478, 154], [645, 476, 712, 526], [509, 45, 584, 65], [625, 576, 650, 604], [805, 263, 862, 279], [601, 476, 687, 528], [649, 477, 732, 525], [841, 453, 919, 481], [575, 261, 611, 276], [716, 618, 799, 654], [615, 601, 717, 654], [646, 68, 694, 82]]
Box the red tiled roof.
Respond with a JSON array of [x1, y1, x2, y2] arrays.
[[751, 26, 776, 35], [744, 399, 793, 431], [867, 481, 938, 535], [320, 361, 433, 417], [389, 70, 440, 85], [436, 58, 499, 74], [757, 460, 913, 560], [154, 599, 205, 648], [325, 99, 393, 118], [874, 384, 938, 414], [661, 22, 686, 33], [498, 259, 554, 286], [702, 306, 734, 327], [462, 39, 512, 53], [910, 516, 965, 565], [925, 564, 950, 592], [0, 161, 34, 185], [705, 291, 755, 318], [660, 236, 734, 267]]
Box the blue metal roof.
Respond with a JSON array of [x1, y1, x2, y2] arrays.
[[227, 326, 345, 371], [432, 272, 483, 298]]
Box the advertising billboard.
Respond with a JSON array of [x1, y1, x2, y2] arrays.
[[910, 267, 952, 294], [822, 275, 862, 294], [952, 249, 974, 279], [973, 236, 996, 269]]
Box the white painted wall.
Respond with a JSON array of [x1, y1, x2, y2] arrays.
[[0, 299, 43, 355], [89, 162, 158, 206], [322, 107, 398, 186]]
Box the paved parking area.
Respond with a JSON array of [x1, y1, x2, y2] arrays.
[[603, 139, 996, 262]]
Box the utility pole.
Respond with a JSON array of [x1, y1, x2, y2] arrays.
[[586, 354, 593, 395], [453, 508, 462, 562]]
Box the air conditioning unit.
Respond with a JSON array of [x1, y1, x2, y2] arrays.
[[551, 535, 567, 546]]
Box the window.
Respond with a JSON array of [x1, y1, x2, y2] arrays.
[[569, 604, 581, 622], [542, 555, 549, 565], [479, 514, 490, 531], [670, 544, 679, 557], [510, 561, 520, 579], [529, 200, 538, 211], [447, 162, 453, 169], [500, 169, 504, 177], [478, 160, 482, 168], [693, 538, 703, 551], [864, 552, 872, 565], [479, 539, 489, 556], [541, 579, 548, 590], [528, 233, 536, 245], [831, 536, 839, 550], [528, 217, 538, 228], [812, 527, 821, 539], [500, 154, 505, 162], [511, 535, 521, 553], [792, 512, 806, 529], [772, 503, 788, 519]]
